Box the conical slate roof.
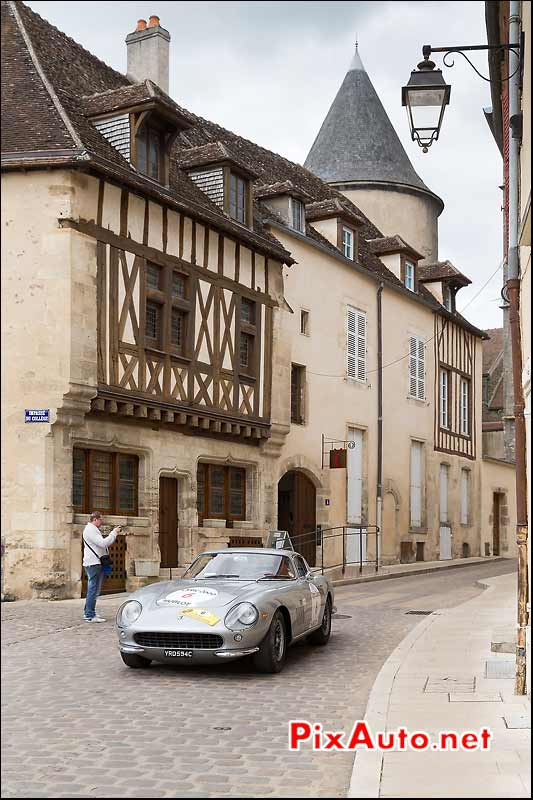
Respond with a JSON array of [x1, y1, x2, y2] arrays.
[[304, 48, 432, 193]]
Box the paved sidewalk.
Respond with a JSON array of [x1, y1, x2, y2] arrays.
[[332, 556, 510, 587], [349, 573, 531, 798]]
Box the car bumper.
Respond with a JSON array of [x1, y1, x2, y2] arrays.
[[118, 641, 259, 663]]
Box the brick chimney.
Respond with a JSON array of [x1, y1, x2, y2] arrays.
[[126, 15, 170, 94]]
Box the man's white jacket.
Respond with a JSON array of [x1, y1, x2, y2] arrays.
[[82, 522, 119, 567]]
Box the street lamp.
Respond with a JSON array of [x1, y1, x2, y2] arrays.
[[402, 47, 451, 153], [402, 41, 522, 152]]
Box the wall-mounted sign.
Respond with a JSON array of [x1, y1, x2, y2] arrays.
[[25, 409, 50, 423], [329, 448, 347, 469]]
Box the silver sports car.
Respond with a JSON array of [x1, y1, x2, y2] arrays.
[[116, 548, 335, 673]]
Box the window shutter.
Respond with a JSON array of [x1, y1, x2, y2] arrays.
[[357, 311, 367, 381], [346, 307, 357, 379], [417, 339, 425, 399], [410, 442, 423, 527], [409, 337, 425, 399], [460, 470, 469, 524]]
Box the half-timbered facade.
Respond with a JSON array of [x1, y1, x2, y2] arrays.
[[1, 2, 517, 599]]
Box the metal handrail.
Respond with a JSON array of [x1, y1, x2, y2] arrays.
[[289, 525, 380, 576]]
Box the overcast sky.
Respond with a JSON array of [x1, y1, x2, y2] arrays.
[[29, 0, 505, 330]]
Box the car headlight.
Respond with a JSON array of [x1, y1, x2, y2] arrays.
[[224, 602, 259, 630], [116, 600, 142, 627]]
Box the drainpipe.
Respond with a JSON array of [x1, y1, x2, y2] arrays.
[[507, 0, 528, 696], [376, 282, 384, 566]]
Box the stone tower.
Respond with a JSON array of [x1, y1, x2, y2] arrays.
[[304, 47, 443, 262]]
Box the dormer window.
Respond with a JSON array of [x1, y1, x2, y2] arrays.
[[342, 227, 355, 260], [136, 123, 163, 180], [443, 284, 453, 311], [291, 199, 305, 233], [404, 260, 416, 292], [229, 172, 248, 224]]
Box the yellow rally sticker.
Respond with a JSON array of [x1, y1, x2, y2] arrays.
[[179, 607, 220, 626]]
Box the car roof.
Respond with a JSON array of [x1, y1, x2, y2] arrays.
[[198, 547, 298, 557]]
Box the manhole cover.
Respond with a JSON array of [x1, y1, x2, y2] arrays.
[[406, 610, 433, 615], [333, 614, 352, 619]]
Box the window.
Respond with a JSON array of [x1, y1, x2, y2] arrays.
[[439, 464, 449, 523], [482, 374, 491, 407], [347, 306, 367, 382], [171, 308, 186, 352], [460, 378, 470, 435], [172, 272, 187, 299], [197, 463, 246, 526], [136, 124, 163, 181], [240, 332, 253, 370], [145, 301, 162, 346], [291, 198, 305, 232], [291, 364, 305, 424], [404, 261, 416, 291], [440, 368, 450, 428], [146, 263, 162, 290], [294, 555, 308, 578], [460, 469, 471, 524], [409, 336, 425, 400], [239, 296, 256, 375], [72, 449, 138, 515], [241, 298, 255, 325], [342, 227, 354, 260], [229, 172, 247, 224], [443, 284, 453, 311], [300, 309, 309, 335], [145, 263, 191, 356], [410, 441, 424, 528]]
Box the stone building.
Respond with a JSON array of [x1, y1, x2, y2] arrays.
[[1, 2, 517, 599]]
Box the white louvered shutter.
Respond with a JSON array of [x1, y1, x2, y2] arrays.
[[346, 307, 357, 379], [357, 312, 367, 381], [439, 464, 449, 523], [460, 469, 470, 524], [410, 442, 423, 528], [409, 336, 425, 399]]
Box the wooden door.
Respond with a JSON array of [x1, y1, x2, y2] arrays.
[[81, 534, 127, 596], [159, 477, 179, 568], [277, 471, 317, 566], [492, 493, 500, 556], [347, 428, 366, 564]]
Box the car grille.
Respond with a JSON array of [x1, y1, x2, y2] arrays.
[[134, 632, 224, 649]]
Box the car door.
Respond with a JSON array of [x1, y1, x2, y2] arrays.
[[293, 555, 322, 632]]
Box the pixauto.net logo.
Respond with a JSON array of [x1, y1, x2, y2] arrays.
[[288, 721, 493, 752]]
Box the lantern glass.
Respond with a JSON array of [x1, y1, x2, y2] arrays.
[[402, 66, 451, 151]]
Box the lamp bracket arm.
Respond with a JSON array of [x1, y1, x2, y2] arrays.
[[423, 42, 522, 83]]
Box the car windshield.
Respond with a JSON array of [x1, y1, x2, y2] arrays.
[[183, 552, 295, 580]]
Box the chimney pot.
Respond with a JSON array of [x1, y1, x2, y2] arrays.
[[135, 19, 147, 31], [148, 15, 160, 27]]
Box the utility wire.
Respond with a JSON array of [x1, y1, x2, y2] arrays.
[[306, 259, 504, 379]]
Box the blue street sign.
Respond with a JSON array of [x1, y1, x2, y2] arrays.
[[25, 409, 50, 423]]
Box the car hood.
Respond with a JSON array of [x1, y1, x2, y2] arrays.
[[144, 578, 259, 611]]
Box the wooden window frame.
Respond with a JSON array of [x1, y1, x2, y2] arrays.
[[290, 198, 305, 233], [459, 376, 471, 437], [238, 295, 258, 378], [439, 366, 451, 430], [196, 463, 246, 526], [442, 283, 454, 312], [337, 221, 358, 261], [300, 309, 310, 336], [291, 364, 306, 425], [224, 168, 253, 227], [145, 261, 192, 359], [408, 335, 425, 400], [400, 255, 417, 292], [72, 448, 139, 516], [130, 109, 176, 187]]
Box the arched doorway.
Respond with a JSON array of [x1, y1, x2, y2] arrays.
[[277, 471, 317, 566]]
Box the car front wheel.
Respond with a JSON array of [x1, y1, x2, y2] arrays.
[[120, 652, 152, 669], [309, 597, 332, 646], [253, 610, 287, 674]]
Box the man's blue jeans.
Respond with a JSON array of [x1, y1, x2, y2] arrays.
[[84, 564, 104, 619]]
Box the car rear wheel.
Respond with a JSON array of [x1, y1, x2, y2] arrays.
[[120, 652, 152, 669], [253, 610, 287, 674], [309, 597, 332, 646]]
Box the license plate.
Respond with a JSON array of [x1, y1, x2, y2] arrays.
[[163, 649, 193, 658]]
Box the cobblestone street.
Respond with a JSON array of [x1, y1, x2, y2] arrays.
[[1, 560, 515, 798]]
